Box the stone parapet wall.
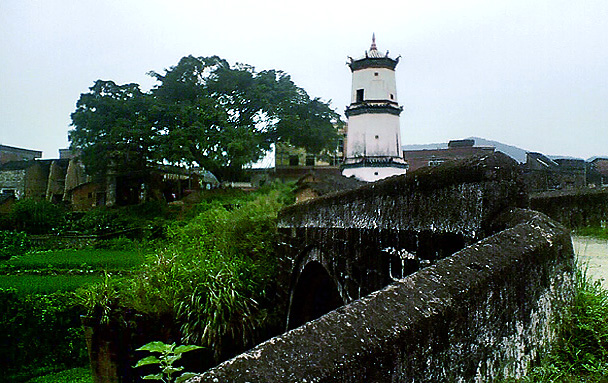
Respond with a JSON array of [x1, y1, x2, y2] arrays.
[[530, 188, 608, 228], [279, 152, 527, 240], [277, 152, 529, 318], [189, 209, 574, 382]]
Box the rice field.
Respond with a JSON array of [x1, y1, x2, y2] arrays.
[[3, 249, 145, 271], [0, 274, 105, 294], [0, 249, 145, 294]]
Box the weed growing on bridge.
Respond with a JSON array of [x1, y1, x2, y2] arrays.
[[506, 266, 608, 382]]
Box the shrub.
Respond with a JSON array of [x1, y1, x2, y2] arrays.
[[0, 289, 87, 382], [507, 267, 608, 382], [71, 207, 131, 235], [78, 186, 291, 367], [0, 230, 29, 260], [9, 199, 66, 234], [93, 236, 137, 250], [68, 205, 168, 241], [575, 224, 608, 241]]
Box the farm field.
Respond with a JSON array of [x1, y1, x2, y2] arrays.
[[2, 248, 145, 271], [1, 247, 145, 382], [0, 274, 104, 294], [0, 249, 144, 294]]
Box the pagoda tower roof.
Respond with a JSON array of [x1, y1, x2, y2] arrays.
[[348, 34, 400, 71]]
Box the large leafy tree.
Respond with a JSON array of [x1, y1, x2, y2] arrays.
[[69, 80, 158, 181], [70, 55, 341, 182]]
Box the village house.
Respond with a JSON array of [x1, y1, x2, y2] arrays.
[[0, 144, 41, 165], [403, 139, 496, 172]]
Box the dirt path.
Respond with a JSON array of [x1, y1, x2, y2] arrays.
[[572, 235, 608, 289]]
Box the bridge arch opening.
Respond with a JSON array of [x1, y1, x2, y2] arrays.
[[288, 261, 342, 330]]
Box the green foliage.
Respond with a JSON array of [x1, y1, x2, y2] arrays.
[[134, 341, 202, 383], [124, 200, 169, 220], [508, 266, 608, 382], [76, 273, 124, 325], [0, 289, 87, 382], [0, 245, 147, 381], [59, 204, 168, 244], [575, 224, 608, 241], [69, 80, 157, 181], [9, 199, 66, 234], [0, 275, 105, 294], [69, 207, 133, 235], [25, 367, 92, 383], [0, 230, 29, 260], [2, 249, 144, 271], [70, 55, 341, 182], [78, 186, 291, 363], [93, 236, 139, 250]]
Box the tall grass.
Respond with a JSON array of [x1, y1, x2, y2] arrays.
[[575, 225, 608, 241], [507, 265, 608, 382], [77, 187, 291, 366]]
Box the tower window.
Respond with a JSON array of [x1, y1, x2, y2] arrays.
[[390, 94, 394, 100], [356, 89, 364, 103], [374, 72, 379, 76], [375, 135, 379, 139]]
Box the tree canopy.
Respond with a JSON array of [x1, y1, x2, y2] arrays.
[[69, 55, 341, 182]]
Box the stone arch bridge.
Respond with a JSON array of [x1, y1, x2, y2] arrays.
[[280, 152, 527, 329], [191, 152, 574, 383]]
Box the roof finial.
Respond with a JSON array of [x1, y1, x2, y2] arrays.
[[370, 33, 377, 51]]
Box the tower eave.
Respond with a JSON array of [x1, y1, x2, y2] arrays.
[[345, 103, 403, 117], [348, 56, 399, 72]]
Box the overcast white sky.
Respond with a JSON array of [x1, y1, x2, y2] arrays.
[[1, 0, 607, 160]]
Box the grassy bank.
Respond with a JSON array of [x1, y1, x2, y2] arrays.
[[575, 225, 608, 241], [506, 265, 608, 382]]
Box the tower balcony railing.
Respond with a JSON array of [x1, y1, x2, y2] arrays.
[[341, 156, 408, 170], [345, 102, 403, 117]]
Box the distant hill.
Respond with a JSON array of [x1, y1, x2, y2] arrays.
[[403, 137, 529, 163], [467, 137, 528, 163]]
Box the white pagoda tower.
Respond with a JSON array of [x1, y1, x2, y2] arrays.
[[342, 35, 407, 182]]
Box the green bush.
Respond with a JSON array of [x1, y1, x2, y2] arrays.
[[575, 224, 608, 241], [9, 199, 66, 234], [67, 205, 168, 241], [507, 267, 608, 382], [78, 186, 291, 365], [123, 200, 168, 220], [0, 289, 87, 382], [93, 236, 138, 250], [70, 207, 132, 235], [0, 230, 29, 260]]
